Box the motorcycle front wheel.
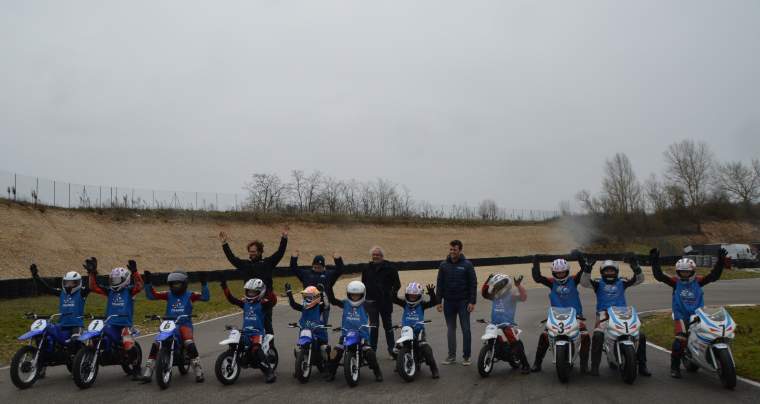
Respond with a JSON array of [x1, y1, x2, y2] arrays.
[[72, 346, 99, 389], [344, 347, 360, 387], [555, 344, 571, 383], [714, 348, 736, 389], [214, 350, 240, 385], [477, 342, 495, 377], [295, 347, 312, 383], [396, 346, 416, 382], [619, 344, 637, 385], [156, 347, 173, 390], [10, 346, 40, 389]]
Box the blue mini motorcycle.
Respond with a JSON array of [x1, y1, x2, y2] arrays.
[[288, 322, 332, 383], [72, 314, 142, 389], [11, 313, 82, 389], [333, 324, 375, 387], [145, 314, 193, 389]]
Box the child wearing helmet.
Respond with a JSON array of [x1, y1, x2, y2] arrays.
[[285, 282, 331, 374], [86, 259, 144, 379], [141, 270, 211, 383], [220, 275, 276, 383], [650, 247, 728, 378], [530, 254, 590, 373], [580, 255, 650, 377], [481, 272, 531, 374], [391, 282, 440, 379], [324, 280, 384, 382], [29, 258, 96, 354]]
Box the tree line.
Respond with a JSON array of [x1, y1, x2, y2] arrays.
[[576, 139, 760, 232]]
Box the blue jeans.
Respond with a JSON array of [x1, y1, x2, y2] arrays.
[[443, 299, 471, 359]]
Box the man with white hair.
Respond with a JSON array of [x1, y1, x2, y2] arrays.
[[361, 246, 401, 358]]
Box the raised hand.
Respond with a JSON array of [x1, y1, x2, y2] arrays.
[[218, 231, 229, 244], [718, 248, 728, 259], [127, 260, 137, 274], [293, 250, 300, 258], [29, 264, 39, 277], [333, 252, 341, 260], [281, 225, 289, 238], [83, 257, 98, 274], [649, 248, 660, 262], [514, 275, 524, 286], [284, 283, 292, 293], [426, 284, 435, 294]]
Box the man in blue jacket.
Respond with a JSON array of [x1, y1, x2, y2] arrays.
[[436, 240, 477, 365]]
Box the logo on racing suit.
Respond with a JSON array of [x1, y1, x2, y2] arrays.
[[62, 295, 75, 308], [602, 283, 620, 298], [170, 300, 185, 314], [556, 284, 571, 297], [111, 293, 125, 307], [346, 308, 361, 322], [679, 288, 697, 305]]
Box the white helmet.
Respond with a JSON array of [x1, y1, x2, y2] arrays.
[[675, 258, 697, 281], [488, 273, 512, 298], [109, 267, 131, 291], [405, 282, 424, 306], [243, 278, 266, 302], [551, 259, 570, 283], [62, 271, 82, 294], [346, 280, 366, 307]]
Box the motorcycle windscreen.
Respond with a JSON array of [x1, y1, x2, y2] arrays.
[[550, 307, 575, 322], [344, 331, 361, 346], [609, 306, 634, 321]]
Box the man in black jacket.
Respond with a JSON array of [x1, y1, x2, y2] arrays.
[[218, 227, 288, 335], [361, 246, 401, 358], [436, 240, 477, 365]]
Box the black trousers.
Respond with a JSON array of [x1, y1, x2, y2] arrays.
[[366, 302, 394, 355]]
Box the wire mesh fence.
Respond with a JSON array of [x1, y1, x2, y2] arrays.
[[0, 170, 561, 221]]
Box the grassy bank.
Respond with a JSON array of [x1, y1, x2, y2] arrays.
[[0, 277, 295, 367], [643, 306, 760, 381]]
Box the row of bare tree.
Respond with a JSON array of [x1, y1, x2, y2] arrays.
[[577, 139, 760, 222], [243, 170, 560, 221]]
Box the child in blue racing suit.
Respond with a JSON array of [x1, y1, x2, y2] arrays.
[[221, 276, 276, 383], [651, 247, 727, 378], [86, 259, 144, 379], [285, 282, 330, 377], [580, 256, 651, 377], [325, 280, 383, 382], [392, 282, 439, 379], [482, 273, 530, 374], [29, 259, 96, 370]]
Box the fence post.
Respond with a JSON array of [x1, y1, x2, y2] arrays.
[[131, 189, 134, 209], [195, 192, 198, 210], [13, 173, 16, 200], [235, 194, 237, 211], [152, 190, 155, 208], [53, 180, 56, 206], [115, 186, 118, 207], [216, 193, 218, 211], [68, 183, 71, 208], [99, 186, 101, 208]]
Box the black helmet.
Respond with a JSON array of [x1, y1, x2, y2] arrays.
[[167, 271, 188, 295]]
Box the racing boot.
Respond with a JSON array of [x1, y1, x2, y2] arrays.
[[637, 333, 652, 377], [509, 340, 531, 374], [671, 356, 682, 378], [140, 359, 154, 383], [580, 334, 590, 374], [531, 334, 549, 372], [192, 358, 205, 383], [590, 331, 604, 376]]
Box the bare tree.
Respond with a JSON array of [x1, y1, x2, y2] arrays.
[[644, 174, 669, 213], [290, 170, 308, 212], [715, 160, 760, 210], [601, 153, 642, 215], [478, 199, 499, 221], [244, 173, 287, 212], [576, 189, 602, 215], [663, 140, 715, 210], [320, 176, 345, 214]]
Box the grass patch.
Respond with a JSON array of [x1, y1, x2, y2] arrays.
[[643, 305, 760, 381], [0, 277, 296, 367]]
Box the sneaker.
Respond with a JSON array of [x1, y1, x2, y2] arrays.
[[441, 356, 456, 365], [461, 358, 471, 366]]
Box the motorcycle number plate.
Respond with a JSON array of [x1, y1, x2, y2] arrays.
[[619, 340, 634, 346], [300, 329, 312, 338], [88, 319, 105, 332], [401, 327, 414, 340], [160, 320, 176, 333], [30, 319, 47, 331]]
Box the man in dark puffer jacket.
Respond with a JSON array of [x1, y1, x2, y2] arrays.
[[436, 240, 477, 365]]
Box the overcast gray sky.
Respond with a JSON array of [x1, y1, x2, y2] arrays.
[[2, 0, 759, 210]]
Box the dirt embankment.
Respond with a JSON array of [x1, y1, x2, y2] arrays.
[[0, 203, 581, 279]]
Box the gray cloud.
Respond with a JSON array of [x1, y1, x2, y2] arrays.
[[1, 0, 759, 210]]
